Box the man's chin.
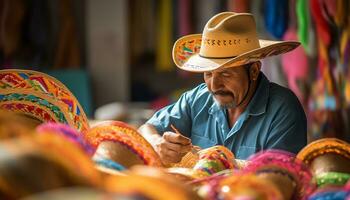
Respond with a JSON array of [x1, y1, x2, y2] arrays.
[[214, 99, 237, 109]]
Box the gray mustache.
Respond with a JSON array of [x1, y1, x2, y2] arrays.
[[212, 91, 234, 97]]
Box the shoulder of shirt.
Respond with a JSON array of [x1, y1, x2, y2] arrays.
[[268, 82, 303, 111], [184, 83, 211, 103]]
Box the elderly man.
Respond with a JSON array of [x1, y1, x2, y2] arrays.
[[139, 12, 307, 163]]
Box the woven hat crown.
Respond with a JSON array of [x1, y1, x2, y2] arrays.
[[199, 12, 260, 58]]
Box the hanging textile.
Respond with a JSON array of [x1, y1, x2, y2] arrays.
[[281, 0, 309, 105], [282, 30, 309, 105], [0, 0, 26, 67], [53, 0, 81, 68], [264, 0, 289, 39], [27, 0, 51, 68], [156, 0, 173, 71], [193, 0, 220, 33], [228, 0, 250, 12], [178, 0, 192, 36]]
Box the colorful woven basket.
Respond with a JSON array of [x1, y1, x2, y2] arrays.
[[0, 69, 89, 133]]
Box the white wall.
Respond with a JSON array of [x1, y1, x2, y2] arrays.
[[86, 0, 129, 108]]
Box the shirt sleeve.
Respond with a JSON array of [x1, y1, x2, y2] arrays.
[[146, 88, 195, 137], [265, 95, 307, 154]]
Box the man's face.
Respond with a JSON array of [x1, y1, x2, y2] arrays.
[[204, 65, 250, 108]]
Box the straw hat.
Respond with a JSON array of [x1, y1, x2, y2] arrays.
[[209, 174, 283, 200], [297, 138, 350, 165], [36, 122, 95, 155], [0, 69, 89, 132], [193, 145, 237, 176], [85, 121, 163, 170], [297, 138, 350, 188], [0, 134, 100, 199], [244, 150, 315, 200], [172, 12, 300, 72], [105, 166, 202, 200]]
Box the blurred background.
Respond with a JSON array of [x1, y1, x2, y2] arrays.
[[0, 0, 349, 142]]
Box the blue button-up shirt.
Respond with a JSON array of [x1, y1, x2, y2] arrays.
[[147, 73, 307, 159]]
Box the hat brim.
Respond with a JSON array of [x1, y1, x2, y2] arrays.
[[173, 34, 300, 72], [0, 69, 89, 132], [85, 121, 163, 167], [297, 138, 350, 165]]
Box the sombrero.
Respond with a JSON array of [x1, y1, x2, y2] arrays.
[[105, 166, 202, 200], [0, 110, 40, 139], [193, 145, 237, 176], [0, 135, 100, 199], [208, 174, 283, 200], [172, 12, 300, 72], [297, 138, 350, 188], [165, 167, 209, 183], [36, 123, 95, 155], [0, 69, 89, 132], [20, 187, 122, 200], [297, 138, 350, 165], [85, 121, 163, 170], [307, 187, 350, 200], [244, 150, 315, 200]]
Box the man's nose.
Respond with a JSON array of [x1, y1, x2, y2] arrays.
[[211, 74, 222, 90]]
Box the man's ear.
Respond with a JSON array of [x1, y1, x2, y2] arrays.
[[250, 61, 261, 81]]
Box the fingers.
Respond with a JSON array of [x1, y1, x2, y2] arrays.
[[154, 133, 193, 164], [163, 131, 191, 145], [161, 141, 192, 153], [160, 149, 183, 163]]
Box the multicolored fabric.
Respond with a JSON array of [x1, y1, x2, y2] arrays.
[[297, 138, 350, 165], [0, 69, 89, 132], [244, 150, 315, 200], [85, 121, 163, 167]]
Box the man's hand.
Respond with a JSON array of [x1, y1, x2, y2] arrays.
[[155, 131, 192, 164]]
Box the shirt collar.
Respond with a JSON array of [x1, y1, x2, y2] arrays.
[[208, 72, 270, 116]]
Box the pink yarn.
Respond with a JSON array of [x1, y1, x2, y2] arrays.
[[36, 122, 95, 155], [281, 28, 309, 103]]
